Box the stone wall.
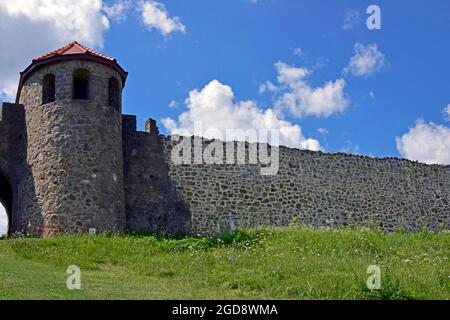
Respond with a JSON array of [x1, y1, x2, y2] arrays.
[[159, 135, 450, 235], [122, 116, 190, 234]]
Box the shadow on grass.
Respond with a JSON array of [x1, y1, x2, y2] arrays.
[[87, 228, 275, 253]]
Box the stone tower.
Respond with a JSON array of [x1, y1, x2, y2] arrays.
[[14, 42, 128, 237]]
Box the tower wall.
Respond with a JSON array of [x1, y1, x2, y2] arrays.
[[18, 60, 126, 236]]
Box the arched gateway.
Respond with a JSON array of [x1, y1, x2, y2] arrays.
[[0, 170, 13, 236]]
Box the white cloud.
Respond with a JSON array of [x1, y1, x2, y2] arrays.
[[340, 140, 361, 155], [0, 204, 7, 236], [162, 80, 322, 150], [103, 0, 130, 23], [259, 81, 277, 94], [444, 104, 450, 121], [0, 0, 111, 100], [140, 0, 186, 36], [169, 100, 178, 108], [342, 10, 361, 30], [317, 128, 328, 135], [275, 62, 309, 84], [293, 47, 303, 57], [344, 43, 385, 77], [396, 119, 450, 165], [274, 62, 349, 118]]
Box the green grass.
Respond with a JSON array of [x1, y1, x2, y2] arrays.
[[0, 227, 449, 300]]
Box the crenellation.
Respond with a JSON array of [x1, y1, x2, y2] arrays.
[[145, 118, 159, 135]]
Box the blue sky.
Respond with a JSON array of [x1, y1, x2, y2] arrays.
[[1, 0, 450, 234], [109, 0, 450, 159]]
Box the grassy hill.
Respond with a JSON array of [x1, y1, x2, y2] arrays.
[[0, 227, 448, 300]]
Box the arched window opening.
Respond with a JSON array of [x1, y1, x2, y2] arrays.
[[73, 69, 90, 100], [42, 74, 55, 104], [108, 77, 120, 111], [0, 172, 12, 237]]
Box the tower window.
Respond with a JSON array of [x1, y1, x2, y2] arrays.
[[108, 77, 120, 111], [42, 74, 55, 104], [73, 69, 90, 100]]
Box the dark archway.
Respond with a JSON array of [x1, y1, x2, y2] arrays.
[[73, 69, 90, 100], [108, 77, 120, 111], [0, 171, 12, 236], [42, 74, 56, 104]]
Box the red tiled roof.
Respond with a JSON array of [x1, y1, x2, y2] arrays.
[[16, 41, 128, 103], [33, 41, 116, 63]]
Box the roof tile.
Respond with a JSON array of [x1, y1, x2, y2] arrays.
[[33, 41, 116, 63]]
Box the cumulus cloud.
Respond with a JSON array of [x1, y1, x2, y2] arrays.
[[275, 62, 309, 83], [139, 0, 186, 36], [0, 205, 7, 236], [344, 43, 385, 77], [396, 119, 450, 165], [162, 80, 322, 150], [168, 100, 179, 108], [444, 104, 450, 121], [342, 10, 361, 30], [0, 0, 111, 100], [293, 47, 303, 56], [259, 81, 277, 94], [273, 62, 349, 118], [103, 0, 131, 23]]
